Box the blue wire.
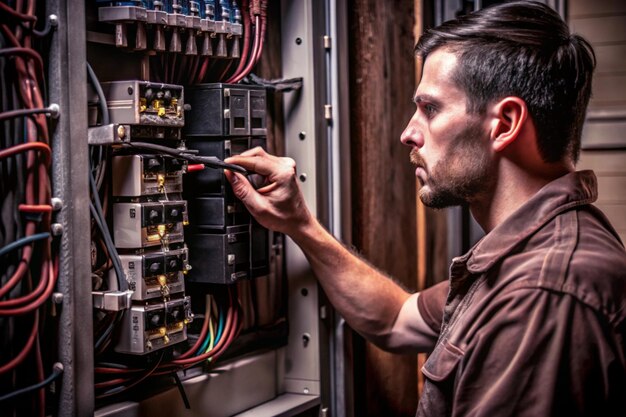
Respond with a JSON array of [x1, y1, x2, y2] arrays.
[[0, 232, 50, 258], [196, 327, 211, 356], [214, 305, 225, 345]]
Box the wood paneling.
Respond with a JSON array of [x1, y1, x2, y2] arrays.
[[348, 0, 419, 415], [577, 151, 626, 173], [581, 119, 626, 148], [570, 15, 626, 44], [594, 44, 626, 74], [590, 74, 626, 108], [578, 150, 626, 246], [571, 0, 626, 242], [569, 0, 626, 17]]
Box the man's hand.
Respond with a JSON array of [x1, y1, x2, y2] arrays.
[[224, 147, 314, 237]]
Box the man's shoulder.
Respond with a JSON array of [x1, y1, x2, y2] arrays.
[[500, 204, 626, 325]]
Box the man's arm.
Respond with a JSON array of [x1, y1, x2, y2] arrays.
[[224, 148, 438, 352]]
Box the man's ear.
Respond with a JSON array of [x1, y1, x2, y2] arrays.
[[489, 97, 528, 153]]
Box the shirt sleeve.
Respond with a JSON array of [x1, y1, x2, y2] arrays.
[[417, 280, 448, 334], [452, 288, 626, 417]]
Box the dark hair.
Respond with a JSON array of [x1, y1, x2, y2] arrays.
[[415, 1, 595, 163]]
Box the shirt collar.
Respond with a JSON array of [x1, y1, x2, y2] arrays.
[[464, 170, 598, 274]]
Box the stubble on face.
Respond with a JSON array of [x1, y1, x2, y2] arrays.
[[411, 121, 494, 209]]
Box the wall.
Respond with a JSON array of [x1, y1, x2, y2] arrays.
[[347, 0, 420, 415], [570, 0, 626, 243]]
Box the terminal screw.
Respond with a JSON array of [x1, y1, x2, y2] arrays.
[[51, 223, 64, 236]]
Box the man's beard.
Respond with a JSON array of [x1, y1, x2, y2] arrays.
[[411, 121, 494, 209]]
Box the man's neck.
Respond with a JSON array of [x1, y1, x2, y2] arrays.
[[470, 160, 574, 233]]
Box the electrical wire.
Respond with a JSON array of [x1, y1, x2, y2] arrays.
[[0, 363, 63, 403], [88, 199, 127, 292], [121, 142, 248, 175], [1, 2, 56, 414], [86, 62, 109, 125], [0, 106, 56, 122], [0, 141, 51, 166], [0, 232, 49, 258], [0, 2, 37, 23]]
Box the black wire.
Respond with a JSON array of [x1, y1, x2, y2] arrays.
[[95, 352, 164, 399], [89, 200, 127, 292], [0, 363, 63, 403], [94, 310, 123, 353], [86, 62, 109, 125], [122, 142, 249, 175], [0, 107, 54, 122], [172, 372, 191, 409]]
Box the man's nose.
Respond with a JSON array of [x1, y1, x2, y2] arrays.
[[400, 116, 424, 148]]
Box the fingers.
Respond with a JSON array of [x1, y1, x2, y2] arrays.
[[224, 170, 250, 199], [225, 152, 296, 178]]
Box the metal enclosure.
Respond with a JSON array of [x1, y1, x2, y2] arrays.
[[43, 0, 351, 416]]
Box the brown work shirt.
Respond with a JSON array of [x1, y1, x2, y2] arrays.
[[416, 170, 626, 417]]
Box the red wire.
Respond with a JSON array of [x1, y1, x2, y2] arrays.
[[0, 47, 44, 81], [225, 0, 251, 82], [0, 260, 56, 316], [18, 204, 52, 213], [253, 15, 266, 65], [0, 257, 50, 308], [226, 15, 260, 83], [0, 221, 36, 299], [0, 2, 37, 22], [0, 311, 38, 374], [0, 142, 51, 166], [186, 164, 205, 173]]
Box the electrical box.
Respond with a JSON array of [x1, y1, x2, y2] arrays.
[[112, 154, 186, 197], [114, 296, 192, 355], [111, 247, 190, 301], [100, 81, 184, 127], [113, 201, 188, 248], [184, 84, 267, 137]]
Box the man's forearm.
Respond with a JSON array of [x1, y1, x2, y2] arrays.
[[290, 217, 412, 346]]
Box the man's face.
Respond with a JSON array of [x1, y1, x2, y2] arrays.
[[401, 49, 494, 208]]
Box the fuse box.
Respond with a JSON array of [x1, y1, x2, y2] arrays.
[[100, 81, 184, 127], [113, 201, 188, 248], [111, 247, 190, 301], [112, 154, 186, 197], [114, 296, 192, 355]]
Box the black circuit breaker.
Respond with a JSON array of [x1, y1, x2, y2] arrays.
[[184, 136, 270, 284], [183, 84, 270, 285], [184, 83, 267, 137]]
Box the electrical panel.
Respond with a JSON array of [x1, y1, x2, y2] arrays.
[[2, 1, 329, 416], [83, 0, 280, 409]]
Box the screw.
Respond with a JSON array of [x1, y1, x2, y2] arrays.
[[299, 173, 307, 182], [295, 37, 302, 45], [302, 332, 311, 347], [298, 131, 306, 140], [51, 197, 63, 211], [51, 223, 64, 236], [117, 125, 126, 139], [48, 103, 60, 119], [303, 387, 310, 394], [52, 292, 64, 304], [49, 14, 59, 28]]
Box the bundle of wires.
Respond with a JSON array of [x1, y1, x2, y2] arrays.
[[0, 1, 61, 415], [151, 0, 268, 85], [94, 286, 243, 400]]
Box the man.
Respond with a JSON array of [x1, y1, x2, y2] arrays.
[[224, 1, 626, 415]]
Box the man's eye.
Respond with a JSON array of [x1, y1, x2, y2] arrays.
[[423, 104, 436, 116]]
